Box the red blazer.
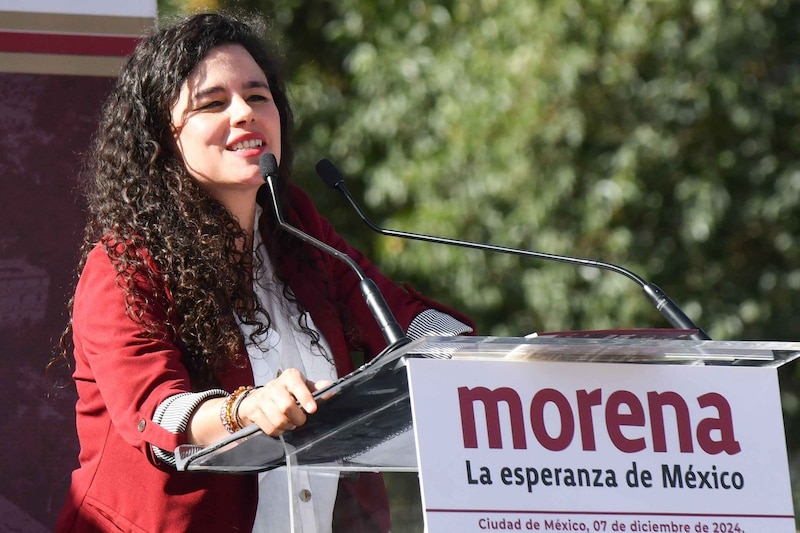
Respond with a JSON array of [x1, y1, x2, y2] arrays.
[[57, 185, 474, 533]]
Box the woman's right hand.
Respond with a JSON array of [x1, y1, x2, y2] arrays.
[[236, 368, 332, 437]]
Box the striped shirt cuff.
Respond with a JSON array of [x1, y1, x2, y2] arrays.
[[151, 388, 228, 467], [406, 309, 473, 340]]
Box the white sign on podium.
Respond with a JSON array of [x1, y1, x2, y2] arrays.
[[407, 356, 795, 533]]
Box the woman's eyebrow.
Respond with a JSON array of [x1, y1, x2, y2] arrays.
[[193, 80, 270, 99], [244, 80, 270, 90]]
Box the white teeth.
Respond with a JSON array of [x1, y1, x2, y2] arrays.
[[229, 139, 264, 151]]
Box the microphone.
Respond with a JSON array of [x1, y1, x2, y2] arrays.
[[259, 153, 411, 351], [315, 158, 711, 341]]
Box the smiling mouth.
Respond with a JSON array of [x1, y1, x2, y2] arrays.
[[228, 139, 264, 151]]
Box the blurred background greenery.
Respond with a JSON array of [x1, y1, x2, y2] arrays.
[[164, 0, 800, 526]]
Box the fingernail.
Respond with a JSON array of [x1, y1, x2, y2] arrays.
[[305, 402, 315, 411]]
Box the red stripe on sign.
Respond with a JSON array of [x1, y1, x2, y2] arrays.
[[0, 31, 140, 57]]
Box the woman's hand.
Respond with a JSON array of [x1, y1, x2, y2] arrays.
[[186, 369, 333, 446], [236, 368, 332, 437]]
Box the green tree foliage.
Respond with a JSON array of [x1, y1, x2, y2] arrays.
[[162, 0, 800, 517], [187, 0, 800, 342]]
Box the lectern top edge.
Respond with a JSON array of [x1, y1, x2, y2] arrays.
[[415, 333, 800, 368]]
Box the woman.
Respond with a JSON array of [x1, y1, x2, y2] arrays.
[[55, 12, 473, 533]]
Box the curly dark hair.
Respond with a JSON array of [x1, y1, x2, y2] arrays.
[[56, 12, 322, 389]]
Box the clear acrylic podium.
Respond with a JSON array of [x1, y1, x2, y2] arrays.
[[174, 333, 800, 531]]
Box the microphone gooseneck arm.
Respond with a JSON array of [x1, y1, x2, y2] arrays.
[[259, 153, 410, 350], [315, 158, 710, 341]]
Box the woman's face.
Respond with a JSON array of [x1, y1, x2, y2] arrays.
[[170, 43, 281, 203]]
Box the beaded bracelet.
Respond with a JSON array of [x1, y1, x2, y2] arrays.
[[220, 386, 253, 434], [232, 386, 259, 430]]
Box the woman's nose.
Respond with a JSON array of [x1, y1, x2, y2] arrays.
[[229, 96, 255, 125]]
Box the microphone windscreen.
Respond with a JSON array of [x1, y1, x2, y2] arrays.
[[259, 152, 279, 179], [315, 159, 344, 189]]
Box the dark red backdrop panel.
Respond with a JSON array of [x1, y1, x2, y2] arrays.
[[0, 72, 115, 530]]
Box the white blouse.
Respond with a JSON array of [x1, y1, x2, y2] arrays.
[[243, 218, 339, 533]]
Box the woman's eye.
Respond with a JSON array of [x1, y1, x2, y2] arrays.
[[197, 100, 223, 111]]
